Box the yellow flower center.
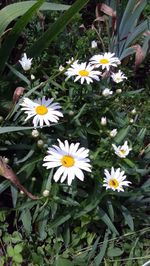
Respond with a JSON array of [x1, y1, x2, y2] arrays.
[[109, 178, 119, 188], [79, 70, 89, 77], [100, 58, 109, 64], [61, 155, 75, 167], [119, 149, 126, 155], [35, 105, 48, 115]]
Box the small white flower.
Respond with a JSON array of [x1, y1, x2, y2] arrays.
[[103, 167, 131, 192], [116, 89, 122, 94], [19, 53, 32, 71], [20, 96, 63, 128], [59, 65, 65, 72], [43, 139, 92, 186], [112, 141, 132, 158], [102, 88, 113, 97], [65, 61, 101, 84], [101, 117, 107, 125], [110, 129, 117, 138], [90, 52, 120, 70], [111, 70, 127, 83], [91, 40, 98, 48]]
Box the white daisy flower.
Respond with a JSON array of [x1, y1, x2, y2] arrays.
[[112, 141, 132, 158], [110, 129, 117, 138], [111, 70, 127, 83], [65, 62, 101, 84], [90, 52, 120, 71], [103, 167, 131, 192], [19, 53, 32, 71], [43, 139, 91, 185], [102, 88, 113, 97], [20, 96, 63, 128]]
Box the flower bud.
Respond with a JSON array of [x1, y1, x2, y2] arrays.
[[69, 110, 75, 116], [116, 89, 122, 94], [101, 117, 107, 125], [131, 108, 136, 114], [91, 40, 98, 49], [32, 129, 39, 138], [37, 139, 44, 148], [43, 189, 50, 197], [31, 74, 35, 80], [109, 129, 117, 138], [130, 119, 134, 124]]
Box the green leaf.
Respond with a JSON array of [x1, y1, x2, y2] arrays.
[[94, 230, 109, 266], [49, 214, 71, 229], [0, 180, 10, 193], [87, 236, 100, 262], [6, 63, 30, 85], [121, 205, 134, 230], [107, 247, 124, 257], [0, 126, 39, 134], [98, 208, 119, 235], [20, 209, 32, 233], [0, 1, 70, 37], [11, 185, 18, 208], [7, 246, 14, 257], [114, 126, 130, 144], [14, 244, 23, 254], [0, 0, 45, 72], [13, 254, 23, 263], [28, 0, 90, 57], [55, 257, 74, 266], [38, 208, 50, 240]]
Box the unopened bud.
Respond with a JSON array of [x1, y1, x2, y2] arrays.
[[43, 190, 50, 197], [37, 139, 44, 148], [130, 119, 134, 124], [32, 129, 39, 138], [101, 117, 107, 126], [131, 108, 136, 114], [31, 74, 35, 80], [116, 89, 122, 94], [69, 110, 75, 116]]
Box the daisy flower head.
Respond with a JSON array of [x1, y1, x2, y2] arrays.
[[19, 53, 32, 71], [20, 96, 63, 128], [103, 167, 131, 192], [111, 70, 127, 83], [43, 139, 92, 186], [65, 61, 101, 84], [112, 141, 132, 158], [90, 52, 121, 71]]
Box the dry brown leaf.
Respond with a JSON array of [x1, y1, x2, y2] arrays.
[[133, 44, 145, 69]]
